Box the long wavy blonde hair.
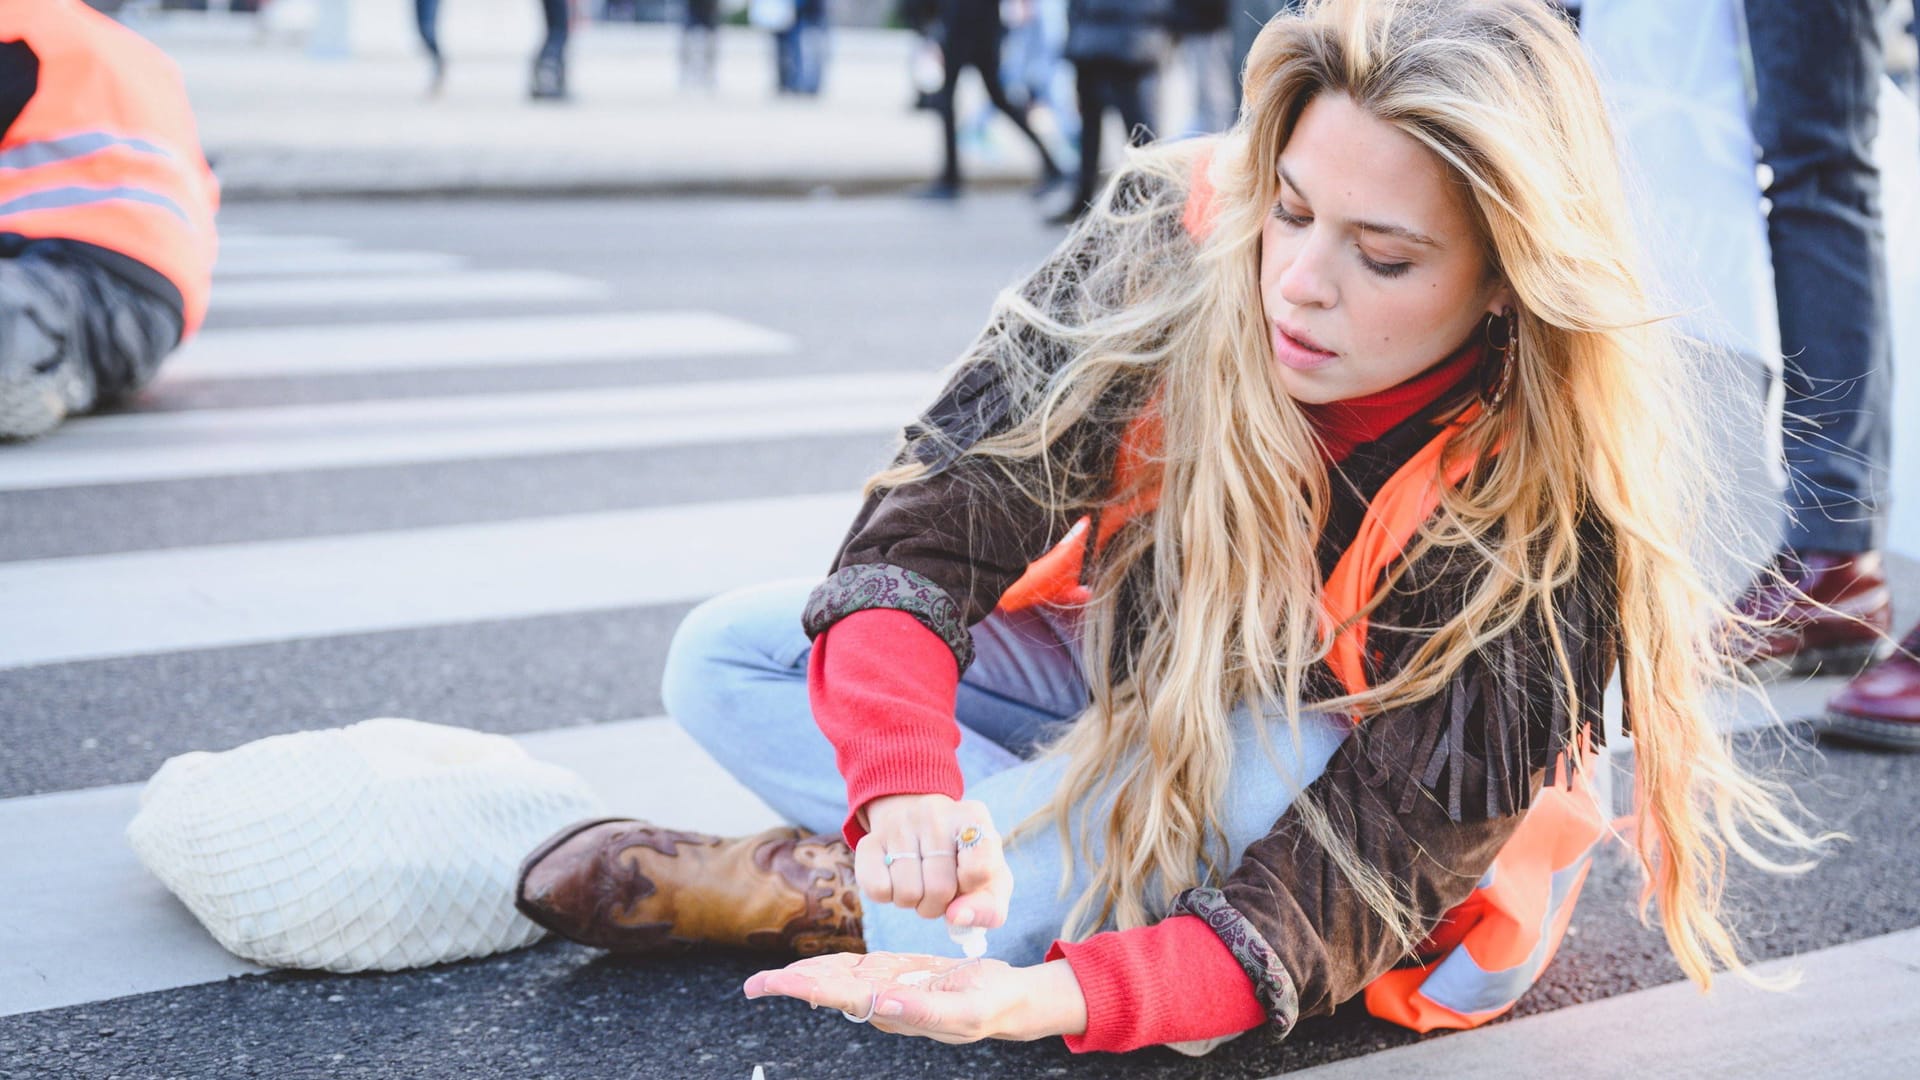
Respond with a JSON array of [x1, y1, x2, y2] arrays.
[[867, 0, 1835, 993]]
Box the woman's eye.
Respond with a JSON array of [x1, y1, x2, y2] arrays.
[[1361, 253, 1412, 278], [1271, 201, 1309, 226], [1273, 199, 1412, 278]]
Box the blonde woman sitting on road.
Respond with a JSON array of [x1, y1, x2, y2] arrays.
[[515, 0, 1832, 1054]]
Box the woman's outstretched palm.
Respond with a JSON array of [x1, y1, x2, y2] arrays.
[[744, 951, 1079, 1044]]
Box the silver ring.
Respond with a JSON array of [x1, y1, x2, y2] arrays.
[[840, 988, 878, 1023], [882, 851, 921, 868], [920, 850, 958, 859]]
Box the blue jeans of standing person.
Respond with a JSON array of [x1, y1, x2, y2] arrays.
[[776, 8, 826, 95], [539, 0, 569, 64], [415, 0, 441, 65], [660, 579, 1352, 963], [1746, 0, 1893, 554]]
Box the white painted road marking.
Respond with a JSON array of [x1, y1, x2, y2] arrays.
[[214, 233, 352, 253], [0, 372, 928, 489], [0, 493, 860, 668], [209, 270, 608, 310], [0, 717, 784, 1019], [1276, 927, 1920, 1079], [162, 312, 795, 381], [214, 250, 468, 278]]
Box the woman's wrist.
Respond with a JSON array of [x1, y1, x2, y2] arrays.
[[1001, 959, 1088, 1041], [859, 791, 948, 833]]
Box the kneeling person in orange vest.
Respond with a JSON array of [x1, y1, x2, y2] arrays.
[[0, 0, 217, 441]]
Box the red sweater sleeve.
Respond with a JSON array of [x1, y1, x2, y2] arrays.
[[807, 608, 964, 847], [1046, 916, 1268, 1053]]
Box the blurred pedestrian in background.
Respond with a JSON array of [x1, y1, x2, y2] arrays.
[[1052, 0, 1172, 224], [759, 0, 828, 95], [1030, 0, 1081, 155], [1732, 0, 1919, 748], [412, 0, 572, 101], [1172, 0, 1232, 136], [532, 0, 572, 100], [0, 0, 218, 442], [921, 0, 1066, 200], [415, 0, 446, 97], [681, 0, 722, 92], [956, 0, 1078, 181], [1893, 0, 1917, 95], [902, 0, 945, 109], [752, 0, 797, 90], [1230, 0, 1300, 120]]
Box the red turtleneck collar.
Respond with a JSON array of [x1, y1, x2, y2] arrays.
[[1300, 342, 1484, 464]]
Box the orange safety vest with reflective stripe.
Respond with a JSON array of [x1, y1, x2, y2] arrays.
[[996, 146, 1610, 1032], [0, 0, 219, 336]]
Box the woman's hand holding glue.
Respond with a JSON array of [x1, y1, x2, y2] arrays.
[[856, 795, 1012, 934], [744, 800, 1066, 1045]]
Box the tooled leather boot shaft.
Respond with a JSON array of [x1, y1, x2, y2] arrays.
[[752, 830, 865, 956], [517, 819, 863, 956]]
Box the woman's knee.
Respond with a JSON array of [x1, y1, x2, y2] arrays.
[[660, 579, 814, 741]]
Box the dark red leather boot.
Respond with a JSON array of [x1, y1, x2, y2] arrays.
[[1824, 621, 1920, 751], [1734, 550, 1894, 677]]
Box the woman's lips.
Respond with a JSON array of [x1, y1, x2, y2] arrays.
[[1270, 322, 1339, 371]]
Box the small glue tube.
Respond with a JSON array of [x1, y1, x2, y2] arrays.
[[948, 924, 988, 959]]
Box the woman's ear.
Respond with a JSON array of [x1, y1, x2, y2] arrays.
[[1484, 281, 1517, 321]]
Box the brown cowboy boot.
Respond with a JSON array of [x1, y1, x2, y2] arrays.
[[514, 818, 863, 956]]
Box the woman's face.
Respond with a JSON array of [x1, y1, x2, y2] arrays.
[[1259, 92, 1514, 405]]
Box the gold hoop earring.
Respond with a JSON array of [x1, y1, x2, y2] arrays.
[[1479, 311, 1515, 410]]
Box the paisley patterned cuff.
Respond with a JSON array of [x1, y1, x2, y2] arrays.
[[1170, 886, 1300, 1033], [802, 563, 975, 673]]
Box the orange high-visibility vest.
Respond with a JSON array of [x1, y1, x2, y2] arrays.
[[995, 145, 1610, 1032], [0, 0, 219, 336], [1322, 415, 1608, 1033]]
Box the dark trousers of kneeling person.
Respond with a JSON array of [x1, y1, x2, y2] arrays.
[[1069, 59, 1156, 212], [931, 37, 1065, 196], [0, 237, 183, 441]]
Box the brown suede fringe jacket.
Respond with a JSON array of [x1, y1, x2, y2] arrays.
[[800, 199, 1621, 1036]]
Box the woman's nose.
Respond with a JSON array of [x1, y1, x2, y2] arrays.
[[1277, 248, 1337, 310]]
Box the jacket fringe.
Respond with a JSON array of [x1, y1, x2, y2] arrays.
[[1357, 554, 1620, 826]]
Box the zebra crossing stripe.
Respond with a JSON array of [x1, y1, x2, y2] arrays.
[[208, 270, 608, 310], [214, 233, 352, 252], [0, 778, 268, 1019], [0, 716, 784, 1019], [0, 492, 862, 669], [0, 372, 931, 490], [163, 312, 796, 381], [213, 250, 468, 278], [1273, 928, 1920, 1080]]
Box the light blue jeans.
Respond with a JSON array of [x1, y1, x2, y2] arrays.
[[661, 578, 1352, 964]]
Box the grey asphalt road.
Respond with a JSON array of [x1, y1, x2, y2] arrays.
[[3, 729, 1913, 1080], [2, 193, 1916, 1080], [2, 193, 1061, 799]]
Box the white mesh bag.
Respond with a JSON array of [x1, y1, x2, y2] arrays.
[[127, 718, 605, 972]]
